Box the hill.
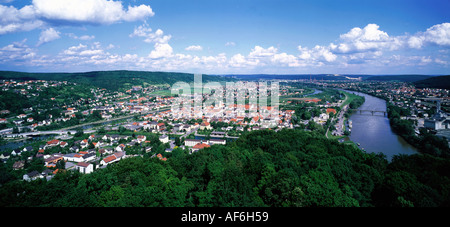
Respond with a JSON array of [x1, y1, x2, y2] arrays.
[[414, 75, 450, 90], [0, 70, 233, 91], [220, 74, 368, 81], [365, 75, 432, 82], [1, 129, 450, 207]]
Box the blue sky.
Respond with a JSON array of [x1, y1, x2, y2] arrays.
[[0, 0, 449, 74]]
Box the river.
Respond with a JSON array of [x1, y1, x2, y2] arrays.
[[343, 90, 419, 161]]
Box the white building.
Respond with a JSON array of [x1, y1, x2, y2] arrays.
[[159, 134, 169, 143], [77, 162, 94, 174]]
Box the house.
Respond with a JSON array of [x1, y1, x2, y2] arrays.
[[159, 134, 169, 143], [200, 122, 212, 130], [326, 108, 337, 115], [82, 153, 96, 162], [100, 155, 116, 166], [63, 153, 84, 162], [80, 139, 89, 149], [44, 155, 64, 167], [137, 135, 146, 143], [70, 146, 80, 152], [11, 149, 22, 156], [191, 143, 210, 153], [0, 152, 10, 160], [23, 170, 43, 181], [60, 141, 68, 148], [12, 160, 25, 170], [184, 139, 202, 147], [46, 139, 60, 148], [77, 162, 94, 174], [23, 146, 33, 152], [116, 144, 126, 152], [209, 139, 226, 145], [0, 118, 7, 124]]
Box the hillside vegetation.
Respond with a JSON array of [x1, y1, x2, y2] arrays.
[[1, 129, 449, 207], [366, 75, 432, 82], [414, 75, 450, 90], [0, 70, 233, 91]]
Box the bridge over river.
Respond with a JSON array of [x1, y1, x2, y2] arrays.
[[350, 109, 387, 116]]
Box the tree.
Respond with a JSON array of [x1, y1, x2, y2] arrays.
[[75, 128, 84, 137]]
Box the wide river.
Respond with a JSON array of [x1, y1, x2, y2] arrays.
[[343, 90, 419, 161]]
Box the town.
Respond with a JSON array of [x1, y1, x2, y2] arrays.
[[1, 76, 449, 181]]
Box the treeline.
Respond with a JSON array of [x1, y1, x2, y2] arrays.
[[0, 70, 234, 91], [387, 103, 450, 157], [1, 129, 449, 207], [0, 90, 32, 115]]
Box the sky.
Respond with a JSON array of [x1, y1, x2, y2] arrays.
[[0, 0, 449, 75]]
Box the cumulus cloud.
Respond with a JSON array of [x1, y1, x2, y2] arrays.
[[0, 5, 43, 34], [129, 24, 171, 44], [298, 45, 337, 62], [333, 23, 403, 53], [37, 27, 60, 46], [0, 0, 154, 35], [249, 46, 277, 58], [32, 0, 154, 25], [225, 41, 236, 47], [408, 23, 450, 49], [148, 43, 173, 59], [185, 45, 203, 51]]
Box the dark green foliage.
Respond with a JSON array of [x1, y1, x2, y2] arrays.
[[0, 90, 32, 115], [366, 75, 432, 82], [0, 70, 234, 91], [0, 129, 449, 207], [414, 75, 450, 90]]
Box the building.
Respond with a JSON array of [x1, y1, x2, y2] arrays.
[[23, 170, 43, 181], [159, 134, 169, 143], [77, 162, 94, 174], [191, 143, 211, 153], [184, 139, 202, 147], [209, 139, 226, 145]]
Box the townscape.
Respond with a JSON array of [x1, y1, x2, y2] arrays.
[[1, 76, 449, 182]]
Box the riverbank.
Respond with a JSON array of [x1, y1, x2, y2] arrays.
[[340, 89, 419, 161]]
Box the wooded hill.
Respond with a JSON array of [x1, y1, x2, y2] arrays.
[[1, 129, 449, 207], [0, 70, 233, 91], [414, 75, 450, 90]]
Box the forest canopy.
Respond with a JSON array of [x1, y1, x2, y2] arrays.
[[1, 129, 449, 207]]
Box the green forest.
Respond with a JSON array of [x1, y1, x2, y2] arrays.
[[1, 129, 449, 207], [0, 70, 234, 91]]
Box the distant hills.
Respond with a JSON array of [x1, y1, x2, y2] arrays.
[[365, 75, 433, 82], [0, 70, 233, 91], [414, 75, 450, 90], [220, 74, 368, 81]]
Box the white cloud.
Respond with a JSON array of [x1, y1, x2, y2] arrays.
[[32, 0, 154, 25], [68, 33, 95, 40], [0, 39, 37, 62], [335, 24, 403, 53], [130, 24, 171, 44], [249, 46, 277, 58], [148, 43, 173, 59], [0, 1, 154, 35], [298, 45, 337, 63], [185, 45, 203, 51], [37, 27, 60, 46], [225, 41, 236, 47], [409, 23, 450, 49], [0, 5, 43, 34]]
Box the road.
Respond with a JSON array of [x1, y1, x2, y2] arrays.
[[1, 107, 171, 138], [326, 92, 349, 138]]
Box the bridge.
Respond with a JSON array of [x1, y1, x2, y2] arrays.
[[350, 109, 387, 116]]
